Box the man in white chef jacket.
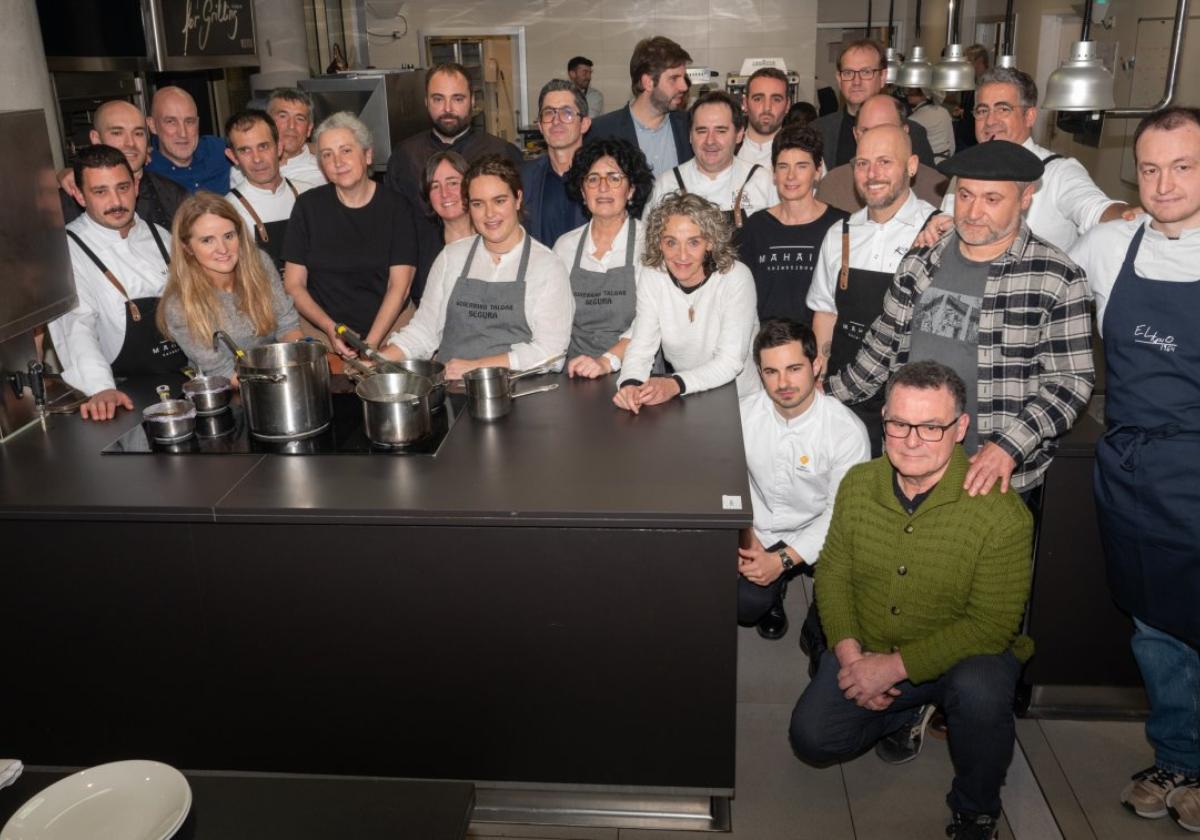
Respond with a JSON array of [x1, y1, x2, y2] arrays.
[[737, 318, 870, 640], [48, 144, 178, 421]]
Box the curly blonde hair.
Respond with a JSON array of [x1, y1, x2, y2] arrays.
[[641, 192, 737, 274]]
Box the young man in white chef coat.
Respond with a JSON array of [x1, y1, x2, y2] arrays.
[[48, 144, 180, 421], [737, 318, 870, 639]]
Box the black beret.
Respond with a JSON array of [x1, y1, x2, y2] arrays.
[[936, 139, 1045, 182]]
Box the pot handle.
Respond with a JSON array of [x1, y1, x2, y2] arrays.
[[237, 373, 288, 385], [156, 384, 172, 402], [508, 352, 567, 382], [511, 383, 560, 399]]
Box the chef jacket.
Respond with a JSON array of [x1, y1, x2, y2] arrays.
[[646, 157, 777, 218]]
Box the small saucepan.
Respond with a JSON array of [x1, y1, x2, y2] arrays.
[[182, 374, 232, 415], [463, 367, 560, 420], [356, 372, 435, 447], [393, 359, 447, 412], [142, 385, 197, 443]]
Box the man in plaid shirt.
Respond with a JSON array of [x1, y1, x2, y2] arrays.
[[827, 140, 1094, 496]]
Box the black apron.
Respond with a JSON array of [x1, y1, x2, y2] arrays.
[[672, 164, 762, 228], [827, 219, 890, 455], [437, 233, 534, 360], [1094, 225, 1200, 645], [567, 220, 638, 359], [65, 223, 182, 378], [230, 179, 299, 271]]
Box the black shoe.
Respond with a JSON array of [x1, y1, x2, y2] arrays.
[[756, 602, 788, 640], [874, 704, 935, 765], [945, 811, 999, 839]]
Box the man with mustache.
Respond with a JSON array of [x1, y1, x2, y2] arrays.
[[737, 67, 791, 169], [48, 145, 180, 422], [807, 124, 937, 455]]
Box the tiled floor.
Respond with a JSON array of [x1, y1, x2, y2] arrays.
[[469, 578, 1171, 840]]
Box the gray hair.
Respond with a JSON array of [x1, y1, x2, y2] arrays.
[[315, 110, 373, 150], [976, 67, 1038, 109], [537, 79, 588, 117], [267, 87, 313, 112], [885, 360, 967, 415]]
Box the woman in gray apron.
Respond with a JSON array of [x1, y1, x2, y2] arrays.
[[158, 194, 302, 381], [557, 138, 655, 378], [380, 155, 574, 379]]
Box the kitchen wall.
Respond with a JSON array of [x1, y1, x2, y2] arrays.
[[1, 0, 62, 168]]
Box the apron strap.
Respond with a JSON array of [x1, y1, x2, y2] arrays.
[[1041, 153, 1064, 165], [285, 178, 299, 199], [673, 166, 686, 194], [458, 235, 484, 282], [838, 219, 850, 291], [1109, 422, 1200, 471], [65, 229, 143, 322], [732, 164, 761, 229], [514, 230, 533, 281], [1118, 224, 1149, 278], [230, 188, 270, 243], [571, 222, 591, 271], [146, 220, 171, 265], [623, 217, 637, 264]]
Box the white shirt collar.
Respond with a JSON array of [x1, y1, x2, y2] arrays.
[[850, 188, 925, 228], [77, 211, 146, 246]]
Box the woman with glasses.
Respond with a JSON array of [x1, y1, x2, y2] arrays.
[[554, 138, 655, 379], [381, 155, 573, 380], [614, 192, 759, 413], [522, 80, 592, 247]]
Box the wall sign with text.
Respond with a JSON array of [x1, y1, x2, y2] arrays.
[[148, 0, 258, 70]]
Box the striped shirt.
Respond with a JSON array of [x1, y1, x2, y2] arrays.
[[827, 222, 1095, 490]]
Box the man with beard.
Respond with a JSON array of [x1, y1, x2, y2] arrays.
[[737, 67, 791, 168], [60, 99, 187, 229], [588, 36, 694, 178], [737, 318, 869, 640], [224, 109, 298, 271], [827, 140, 1094, 497], [145, 86, 232, 194], [48, 145, 180, 421], [568, 56, 604, 118], [807, 124, 936, 454], [230, 88, 326, 193]]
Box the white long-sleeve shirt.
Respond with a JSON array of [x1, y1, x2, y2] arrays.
[[226, 178, 297, 229], [807, 190, 935, 314], [1069, 217, 1200, 336], [646, 157, 776, 218], [387, 230, 574, 370], [230, 146, 326, 194], [740, 388, 871, 562], [48, 213, 171, 395], [940, 137, 1116, 252], [620, 260, 759, 396], [552, 217, 646, 343]]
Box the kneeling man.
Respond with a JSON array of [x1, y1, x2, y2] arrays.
[[789, 360, 1033, 840]]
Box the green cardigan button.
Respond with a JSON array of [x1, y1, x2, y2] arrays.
[[897, 565, 907, 576], [890, 605, 901, 615], [904, 524, 914, 534]]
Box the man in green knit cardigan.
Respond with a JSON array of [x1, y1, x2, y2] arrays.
[[789, 360, 1033, 840]]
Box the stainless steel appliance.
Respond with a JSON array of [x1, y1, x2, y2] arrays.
[[300, 70, 427, 170]]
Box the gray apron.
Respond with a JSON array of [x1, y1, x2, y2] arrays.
[[567, 220, 638, 359], [438, 233, 534, 360]]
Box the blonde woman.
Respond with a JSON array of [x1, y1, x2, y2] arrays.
[[614, 192, 759, 413], [158, 192, 302, 382]]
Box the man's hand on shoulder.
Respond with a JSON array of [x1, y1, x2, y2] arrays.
[[913, 213, 953, 249], [964, 441, 1017, 496]]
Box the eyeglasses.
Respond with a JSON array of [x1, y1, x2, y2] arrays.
[[972, 103, 1018, 119], [539, 106, 580, 124], [583, 172, 627, 188], [882, 415, 962, 442], [837, 68, 882, 81]]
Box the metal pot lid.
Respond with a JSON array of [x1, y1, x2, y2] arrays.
[[143, 399, 197, 421], [183, 375, 232, 396]]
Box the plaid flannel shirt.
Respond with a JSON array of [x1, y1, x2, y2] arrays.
[[828, 221, 1095, 491]]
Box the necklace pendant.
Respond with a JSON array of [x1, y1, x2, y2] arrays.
[[688, 305, 695, 323]]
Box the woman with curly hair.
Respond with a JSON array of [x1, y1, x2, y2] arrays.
[[158, 192, 302, 382], [614, 192, 759, 413], [554, 138, 655, 379]]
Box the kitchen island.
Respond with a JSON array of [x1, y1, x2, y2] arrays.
[[0, 372, 750, 830]]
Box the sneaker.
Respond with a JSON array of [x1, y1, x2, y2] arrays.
[[944, 812, 999, 840], [1167, 779, 1200, 832], [875, 704, 935, 765], [1121, 765, 1196, 819]]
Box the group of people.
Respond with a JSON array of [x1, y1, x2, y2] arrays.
[[41, 31, 1200, 840]]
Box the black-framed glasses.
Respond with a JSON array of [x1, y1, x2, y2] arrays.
[[583, 172, 627, 188], [837, 68, 882, 81], [539, 106, 580, 124], [972, 103, 1018, 119], [883, 415, 962, 442]]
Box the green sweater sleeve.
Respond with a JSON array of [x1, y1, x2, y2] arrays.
[[814, 465, 865, 647], [899, 501, 1034, 685]]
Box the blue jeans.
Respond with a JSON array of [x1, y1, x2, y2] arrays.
[[1132, 617, 1200, 776]]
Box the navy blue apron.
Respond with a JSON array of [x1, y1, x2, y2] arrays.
[[1094, 224, 1200, 645]]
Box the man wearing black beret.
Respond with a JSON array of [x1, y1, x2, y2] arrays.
[[827, 138, 1095, 499]]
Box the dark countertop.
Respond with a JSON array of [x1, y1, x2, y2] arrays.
[[0, 373, 753, 529]]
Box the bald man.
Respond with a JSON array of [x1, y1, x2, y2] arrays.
[[807, 124, 938, 455], [816, 94, 950, 214], [61, 99, 187, 229], [144, 86, 231, 193]]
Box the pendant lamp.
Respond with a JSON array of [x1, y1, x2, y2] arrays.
[[884, 0, 901, 83], [1041, 0, 1116, 111], [995, 0, 1017, 69], [931, 0, 975, 92], [897, 0, 933, 87]]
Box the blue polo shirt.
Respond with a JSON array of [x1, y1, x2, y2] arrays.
[[146, 134, 231, 194]]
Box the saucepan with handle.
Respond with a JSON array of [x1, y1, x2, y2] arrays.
[[213, 331, 332, 440]]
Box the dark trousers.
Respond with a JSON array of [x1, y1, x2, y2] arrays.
[[736, 540, 790, 625], [789, 649, 1021, 817]]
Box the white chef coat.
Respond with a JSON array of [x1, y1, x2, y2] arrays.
[[940, 137, 1116, 252], [807, 190, 935, 314], [620, 260, 760, 396], [48, 213, 172, 395], [736, 134, 774, 169], [1069, 217, 1200, 336], [740, 387, 870, 562], [646, 157, 776, 218], [386, 230, 574, 370], [553, 217, 646, 343], [230, 146, 326, 194], [226, 178, 298, 230]]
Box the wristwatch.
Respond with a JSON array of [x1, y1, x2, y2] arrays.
[[778, 548, 795, 572], [603, 352, 622, 372]]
